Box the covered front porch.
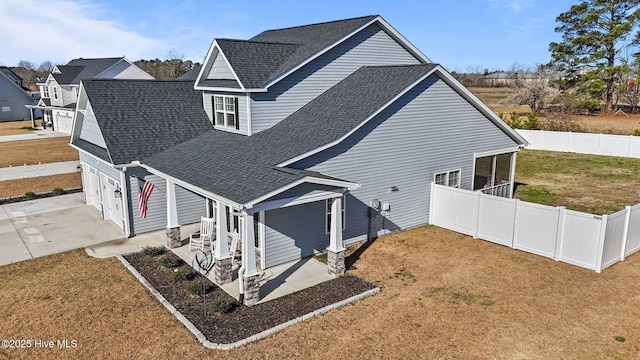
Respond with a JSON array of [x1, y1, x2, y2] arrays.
[[138, 222, 337, 304], [155, 172, 359, 306]]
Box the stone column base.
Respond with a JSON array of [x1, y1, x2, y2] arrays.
[[214, 257, 233, 284], [243, 273, 261, 306], [327, 249, 346, 277], [166, 227, 181, 249]]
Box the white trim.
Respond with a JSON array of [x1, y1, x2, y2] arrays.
[[433, 168, 461, 188], [194, 40, 246, 90], [243, 176, 359, 209], [258, 211, 266, 270], [249, 189, 343, 214], [474, 147, 521, 159], [325, 195, 346, 234], [246, 95, 252, 135]]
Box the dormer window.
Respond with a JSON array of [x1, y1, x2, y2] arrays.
[[213, 95, 238, 130]]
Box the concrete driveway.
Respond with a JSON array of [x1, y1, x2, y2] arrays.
[[0, 193, 124, 266]]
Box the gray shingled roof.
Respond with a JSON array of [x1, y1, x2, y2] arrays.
[[198, 15, 377, 89], [54, 58, 123, 84], [145, 64, 438, 203], [176, 65, 202, 81], [74, 79, 213, 165]]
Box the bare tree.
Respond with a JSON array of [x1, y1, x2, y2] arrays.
[[507, 64, 557, 113]]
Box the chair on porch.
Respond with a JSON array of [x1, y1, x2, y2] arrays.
[[189, 216, 215, 251]]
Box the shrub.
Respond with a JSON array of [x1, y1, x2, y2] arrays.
[[24, 192, 36, 199], [52, 188, 65, 195], [208, 297, 236, 314], [168, 267, 195, 282], [185, 280, 213, 296], [141, 246, 165, 257], [158, 254, 182, 268], [539, 112, 585, 132]]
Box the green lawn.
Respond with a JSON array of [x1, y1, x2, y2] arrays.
[[514, 149, 640, 214]]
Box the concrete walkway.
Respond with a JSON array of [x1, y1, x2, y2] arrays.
[[0, 161, 80, 181], [0, 129, 69, 142]]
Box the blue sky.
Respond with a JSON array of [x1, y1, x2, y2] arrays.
[[1, 0, 580, 72]]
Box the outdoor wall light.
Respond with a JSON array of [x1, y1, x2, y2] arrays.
[[114, 188, 122, 198], [76, 164, 82, 173]]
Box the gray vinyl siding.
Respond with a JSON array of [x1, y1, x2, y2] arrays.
[[250, 24, 423, 133], [208, 53, 235, 79], [127, 167, 167, 235], [0, 77, 33, 122], [80, 151, 120, 180], [291, 74, 519, 242], [202, 91, 248, 135], [78, 102, 107, 147], [176, 184, 206, 225], [264, 201, 328, 267]]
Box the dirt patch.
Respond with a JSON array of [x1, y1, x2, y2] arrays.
[[0, 119, 43, 136], [0, 137, 77, 167], [123, 250, 377, 344], [1, 228, 640, 359], [0, 173, 82, 199]]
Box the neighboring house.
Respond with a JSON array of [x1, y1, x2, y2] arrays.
[[70, 15, 527, 305], [0, 67, 37, 122], [28, 57, 153, 133]]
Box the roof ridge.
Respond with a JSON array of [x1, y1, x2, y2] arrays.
[[261, 15, 377, 33], [217, 38, 300, 46]]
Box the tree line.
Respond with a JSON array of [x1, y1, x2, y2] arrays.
[[9, 57, 200, 91]]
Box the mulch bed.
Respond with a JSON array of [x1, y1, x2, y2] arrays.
[[0, 187, 82, 205], [123, 250, 377, 344]]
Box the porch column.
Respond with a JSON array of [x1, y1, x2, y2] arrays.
[[214, 203, 232, 284], [165, 180, 181, 248], [509, 152, 518, 198], [327, 196, 346, 277], [242, 210, 260, 306]]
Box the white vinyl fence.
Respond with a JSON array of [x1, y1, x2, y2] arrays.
[[517, 129, 640, 158], [429, 183, 640, 272]]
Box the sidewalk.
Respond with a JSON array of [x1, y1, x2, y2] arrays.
[[0, 129, 69, 142], [0, 161, 80, 181]]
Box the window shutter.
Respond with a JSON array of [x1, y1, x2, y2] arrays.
[[234, 97, 239, 130]]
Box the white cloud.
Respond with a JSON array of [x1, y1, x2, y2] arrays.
[[485, 0, 534, 13], [0, 0, 166, 66]]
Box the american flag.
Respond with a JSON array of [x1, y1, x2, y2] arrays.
[[137, 178, 154, 218]]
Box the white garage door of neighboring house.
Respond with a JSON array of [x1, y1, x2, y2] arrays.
[[101, 174, 123, 229], [53, 111, 74, 134]]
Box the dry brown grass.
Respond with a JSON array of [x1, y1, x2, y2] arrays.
[[571, 113, 640, 135], [0, 138, 78, 168], [1, 228, 640, 359], [0, 119, 43, 136], [0, 173, 81, 198]]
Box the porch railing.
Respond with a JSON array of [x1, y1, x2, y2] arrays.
[[478, 181, 512, 198]]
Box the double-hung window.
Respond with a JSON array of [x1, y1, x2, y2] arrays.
[[325, 196, 346, 234], [52, 86, 58, 100], [42, 86, 50, 98], [434, 169, 461, 188], [213, 95, 238, 130]]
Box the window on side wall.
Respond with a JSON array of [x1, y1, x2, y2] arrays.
[[212, 95, 238, 130], [434, 169, 461, 188], [325, 196, 346, 234], [42, 86, 50, 98], [52, 86, 58, 100]]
